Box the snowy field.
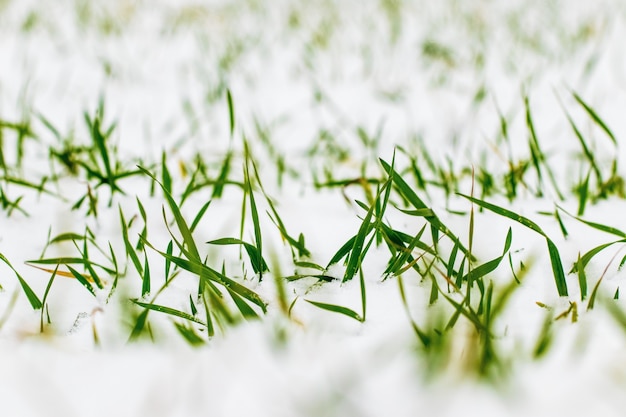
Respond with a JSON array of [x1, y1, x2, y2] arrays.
[[2, 0, 626, 415]]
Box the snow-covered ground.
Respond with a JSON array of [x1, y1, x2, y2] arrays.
[[2, 0, 626, 415]]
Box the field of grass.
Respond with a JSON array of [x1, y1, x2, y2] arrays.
[[2, 0, 626, 415]]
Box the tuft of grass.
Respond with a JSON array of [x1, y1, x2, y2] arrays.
[[138, 165, 268, 333]]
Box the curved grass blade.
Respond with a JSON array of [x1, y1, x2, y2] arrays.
[[572, 91, 617, 146], [0, 253, 41, 309], [138, 165, 201, 261], [305, 299, 362, 322], [380, 158, 473, 260], [557, 205, 626, 238], [463, 228, 512, 285], [132, 299, 206, 326], [207, 238, 268, 274], [40, 265, 58, 331], [227, 287, 260, 320], [458, 193, 568, 297]]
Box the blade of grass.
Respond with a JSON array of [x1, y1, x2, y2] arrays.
[[67, 265, 96, 297], [0, 253, 42, 309], [40, 265, 59, 331], [572, 91, 617, 146], [244, 141, 265, 279], [132, 299, 207, 326], [305, 299, 363, 322], [457, 193, 568, 297]]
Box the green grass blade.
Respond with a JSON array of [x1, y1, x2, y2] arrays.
[[557, 205, 626, 238], [463, 228, 512, 284], [227, 287, 260, 320], [190, 200, 212, 233], [142, 252, 151, 297], [359, 268, 367, 321], [26, 257, 116, 275], [562, 107, 603, 184], [173, 322, 205, 346], [128, 309, 150, 341], [576, 253, 587, 300], [139, 166, 201, 262], [227, 89, 235, 137], [119, 206, 143, 276], [132, 299, 207, 326], [244, 145, 264, 278], [0, 253, 42, 310], [161, 151, 172, 195], [207, 238, 269, 274], [40, 265, 58, 331], [67, 265, 96, 297], [305, 299, 363, 322], [572, 91, 617, 145], [142, 238, 267, 312], [327, 235, 357, 267], [458, 193, 568, 296], [571, 239, 626, 273], [524, 95, 564, 200]]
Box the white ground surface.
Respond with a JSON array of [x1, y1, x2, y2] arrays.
[[2, 1, 626, 416]]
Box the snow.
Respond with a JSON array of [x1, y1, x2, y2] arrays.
[[1, 0, 626, 415]]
